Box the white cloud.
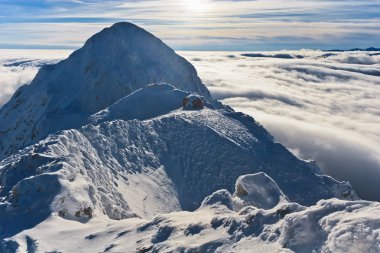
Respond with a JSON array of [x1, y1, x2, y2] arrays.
[[0, 49, 71, 105], [0, 66, 37, 105], [181, 50, 380, 201]]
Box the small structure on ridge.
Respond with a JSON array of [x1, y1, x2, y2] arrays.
[[182, 94, 204, 110]]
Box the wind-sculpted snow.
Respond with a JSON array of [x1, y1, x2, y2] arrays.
[[233, 173, 289, 210], [270, 199, 380, 253], [2, 175, 378, 252], [0, 22, 210, 159], [0, 85, 357, 242]]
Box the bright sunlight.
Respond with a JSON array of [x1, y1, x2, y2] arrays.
[[181, 0, 210, 13]]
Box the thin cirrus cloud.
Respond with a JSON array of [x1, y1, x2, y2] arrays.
[[0, 0, 380, 50]]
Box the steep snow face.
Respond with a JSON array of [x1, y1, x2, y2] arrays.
[[0, 85, 356, 240], [0, 22, 210, 159]]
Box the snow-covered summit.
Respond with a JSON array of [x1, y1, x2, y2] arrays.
[[0, 22, 210, 159]]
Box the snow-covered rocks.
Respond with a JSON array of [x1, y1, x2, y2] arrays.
[[4, 196, 377, 252], [199, 181, 380, 252], [201, 172, 290, 211], [269, 199, 380, 253], [233, 172, 289, 210], [201, 189, 234, 210]]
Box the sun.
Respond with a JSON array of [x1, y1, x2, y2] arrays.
[[182, 0, 210, 13]]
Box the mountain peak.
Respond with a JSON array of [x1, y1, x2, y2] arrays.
[[84, 22, 154, 48], [0, 22, 210, 158], [109, 21, 140, 30]]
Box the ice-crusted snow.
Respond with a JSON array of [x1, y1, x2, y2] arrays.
[[0, 22, 378, 252]]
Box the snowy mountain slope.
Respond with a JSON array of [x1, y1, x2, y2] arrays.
[[0, 22, 373, 252], [0, 22, 211, 159], [2, 174, 378, 253], [0, 84, 357, 242]]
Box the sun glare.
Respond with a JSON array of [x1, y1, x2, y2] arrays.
[[182, 0, 210, 13]]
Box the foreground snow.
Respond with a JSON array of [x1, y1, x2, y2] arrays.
[[3, 186, 379, 252]]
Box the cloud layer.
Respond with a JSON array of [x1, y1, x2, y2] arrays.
[[181, 50, 380, 201], [0, 50, 70, 105], [0, 49, 379, 201], [0, 1, 380, 50]]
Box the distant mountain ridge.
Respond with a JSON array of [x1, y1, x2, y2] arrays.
[[324, 47, 380, 52]]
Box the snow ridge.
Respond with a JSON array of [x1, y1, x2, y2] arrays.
[[0, 84, 356, 240]]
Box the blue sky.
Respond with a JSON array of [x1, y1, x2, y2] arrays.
[[0, 0, 379, 51]]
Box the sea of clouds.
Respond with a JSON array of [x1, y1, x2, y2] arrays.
[[0, 49, 379, 201], [0, 50, 70, 106], [181, 50, 380, 201]]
